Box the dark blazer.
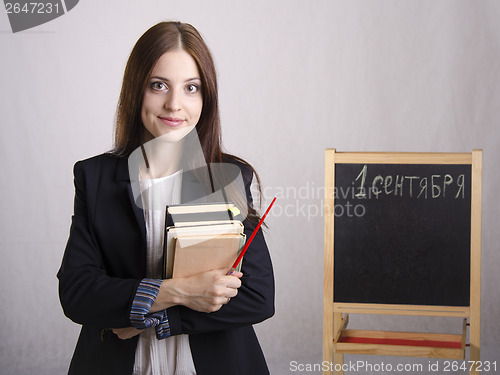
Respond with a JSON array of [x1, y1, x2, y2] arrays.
[[57, 153, 275, 375]]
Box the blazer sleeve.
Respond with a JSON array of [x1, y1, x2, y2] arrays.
[[57, 159, 141, 329], [167, 165, 275, 335]]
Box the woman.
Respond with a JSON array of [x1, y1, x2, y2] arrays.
[[58, 21, 274, 375]]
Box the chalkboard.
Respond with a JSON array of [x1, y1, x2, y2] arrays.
[[333, 163, 472, 307]]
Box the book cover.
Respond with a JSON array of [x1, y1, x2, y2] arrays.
[[171, 233, 245, 278]]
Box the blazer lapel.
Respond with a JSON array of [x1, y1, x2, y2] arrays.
[[115, 156, 146, 241]]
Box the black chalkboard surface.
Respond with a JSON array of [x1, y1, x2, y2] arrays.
[[333, 163, 472, 306]]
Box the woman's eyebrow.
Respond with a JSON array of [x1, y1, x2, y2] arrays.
[[150, 76, 201, 82]]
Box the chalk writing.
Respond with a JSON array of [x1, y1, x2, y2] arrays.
[[354, 165, 465, 199]]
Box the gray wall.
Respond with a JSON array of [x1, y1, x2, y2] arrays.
[[1, 1, 499, 374]]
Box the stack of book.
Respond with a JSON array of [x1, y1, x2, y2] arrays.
[[163, 202, 245, 279]]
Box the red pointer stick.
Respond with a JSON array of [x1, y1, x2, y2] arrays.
[[229, 197, 277, 274]]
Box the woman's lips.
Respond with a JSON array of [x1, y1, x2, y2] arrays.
[[159, 117, 184, 127]]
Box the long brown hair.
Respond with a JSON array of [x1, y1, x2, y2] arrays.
[[112, 21, 264, 223]]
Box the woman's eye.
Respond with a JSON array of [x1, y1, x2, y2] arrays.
[[151, 82, 167, 91], [185, 84, 199, 93]]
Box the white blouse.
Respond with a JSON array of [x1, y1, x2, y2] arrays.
[[133, 170, 197, 375]]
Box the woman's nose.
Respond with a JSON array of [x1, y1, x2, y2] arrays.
[[164, 89, 181, 111]]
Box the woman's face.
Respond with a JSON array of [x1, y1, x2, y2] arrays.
[[141, 49, 203, 142]]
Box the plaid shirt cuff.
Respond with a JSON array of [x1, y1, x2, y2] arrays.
[[130, 279, 171, 340]]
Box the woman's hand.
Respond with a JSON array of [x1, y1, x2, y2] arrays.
[[152, 269, 243, 313], [111, 327, 143, 340]]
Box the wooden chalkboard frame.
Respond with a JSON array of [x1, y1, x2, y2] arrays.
[[323, 149, 482, 375]]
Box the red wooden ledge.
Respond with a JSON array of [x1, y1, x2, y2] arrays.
[[339, 336, 462, 349]]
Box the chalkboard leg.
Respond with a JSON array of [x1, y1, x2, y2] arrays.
[[333, 352, 344, 375], [469, 149, 482, 374], [323, 307, 334, 375], [333, 312, 345, 375], [469, 317, 480, 374]]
